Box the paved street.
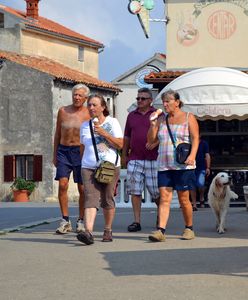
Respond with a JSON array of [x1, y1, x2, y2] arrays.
[[0, 203, 248, 300]]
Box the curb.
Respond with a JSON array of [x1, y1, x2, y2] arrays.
[[1, 217, 60, 233]]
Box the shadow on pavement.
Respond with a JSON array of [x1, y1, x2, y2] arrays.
[[100, 246, 248, 278]]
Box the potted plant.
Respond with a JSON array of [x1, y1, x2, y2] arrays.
[[10, 177, 36, 202]]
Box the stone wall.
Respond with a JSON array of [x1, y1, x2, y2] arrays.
[[0, 60, 54, 201], [0, 25, 21, 52], [0, 61, 117, 202]]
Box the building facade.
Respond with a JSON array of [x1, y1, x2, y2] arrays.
[[144, 1, 248, 204], [0, 1, 121, 202], [112, 53, 166, 130], [166, 0, 248, 69], [0, 0, 103, 77], [0, 51, 119, 202]]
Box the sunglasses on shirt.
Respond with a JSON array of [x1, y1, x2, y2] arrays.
[[136, 97, 151, 101]]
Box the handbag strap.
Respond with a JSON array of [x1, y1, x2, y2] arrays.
[[89, 119, 99, 162], [165, 115, 176, 149], [89, 119, 118, 165]]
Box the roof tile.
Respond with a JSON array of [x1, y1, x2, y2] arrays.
[[0, 4, 103, 47], [0, 50, 120, 92], [145, 69, 248, 83], [144, 70, 186, 83]]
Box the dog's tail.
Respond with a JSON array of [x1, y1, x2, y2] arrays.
[[230, 191, 238, 199]]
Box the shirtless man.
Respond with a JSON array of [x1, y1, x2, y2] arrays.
[[53, 84, 90, 234]]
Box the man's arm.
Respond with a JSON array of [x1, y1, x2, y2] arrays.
[[53, 108, 62, 167], [146, 140, 159, 150], [121, 136, 130, 168], [205, 152, 211, 176]]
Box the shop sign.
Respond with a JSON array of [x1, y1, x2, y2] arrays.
[[197, 105, 232, 116]]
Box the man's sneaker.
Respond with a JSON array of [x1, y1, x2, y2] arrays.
[[102, 229, 113, 242], [182, 228, 195, 240], [76, 231, 94, 245], [76, 218, 85, 233], [148, 230, 166, 242], [55, 219, 72, 234], [127, 222, 141, 232]]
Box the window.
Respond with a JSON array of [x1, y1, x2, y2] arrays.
[[218, 119, 239, 132], [199, 119, 248, 134], [0, 13, 4, 28], [198, 119, 248, 168], [199, 120, 216, 133], [16, 155, 34, 180], [78, 46, 84, 62], [4, 155, 42, 182]]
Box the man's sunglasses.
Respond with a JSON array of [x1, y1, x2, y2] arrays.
[[136, 97, 151, 101]]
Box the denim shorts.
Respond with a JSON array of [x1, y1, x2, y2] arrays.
[[195, 169, 206, 188], [55, 144, 82, 184], [158, 169, 196, 191]]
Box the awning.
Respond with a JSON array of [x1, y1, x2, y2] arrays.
[[153, 67, 248, 120]]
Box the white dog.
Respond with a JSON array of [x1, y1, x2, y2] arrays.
[[208, 172, 238, 234]]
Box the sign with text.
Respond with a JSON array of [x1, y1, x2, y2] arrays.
[[166, 0, 248, 69]]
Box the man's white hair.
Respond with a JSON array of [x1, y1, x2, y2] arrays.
[[72, 84, 90, 96]]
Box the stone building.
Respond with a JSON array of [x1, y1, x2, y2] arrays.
[[0, 0, 103, 77], [0, 51, 119, 202], [0, 1, 120, 202]]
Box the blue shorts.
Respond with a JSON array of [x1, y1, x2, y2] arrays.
[[55, 144, 82, 184], [158, 169, 196, 191], [195, 169, 206, 188]]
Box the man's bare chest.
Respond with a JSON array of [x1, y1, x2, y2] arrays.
[[61, 114, 83, 130]]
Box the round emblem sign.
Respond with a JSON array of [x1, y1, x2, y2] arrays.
[[135, 67, 159, 88], [208, 10, 236, 40]]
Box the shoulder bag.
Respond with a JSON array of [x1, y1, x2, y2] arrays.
[[89, 120, 118, 184], [165, 115, 191, 164]]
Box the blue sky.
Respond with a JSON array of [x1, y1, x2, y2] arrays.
[[1, 0, 165, 81]]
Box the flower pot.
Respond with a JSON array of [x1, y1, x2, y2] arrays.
[[13, 190, 29, 202]]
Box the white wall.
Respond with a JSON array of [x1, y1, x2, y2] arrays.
[[115, 86, 140, 130], [113, 56, 166, 131]]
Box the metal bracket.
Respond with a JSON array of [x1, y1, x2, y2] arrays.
[[149, 16, 170, 24]]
